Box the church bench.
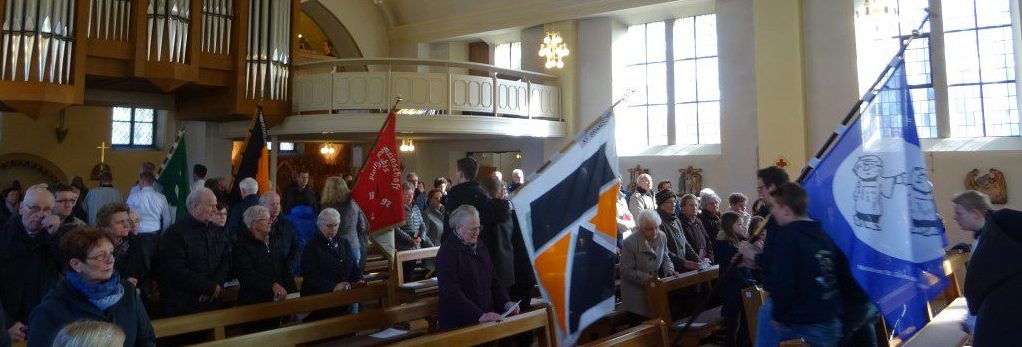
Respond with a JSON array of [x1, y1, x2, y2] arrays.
[[153, 281, 387, 341], [901, 297, 970, 347], [645, 265, 722, 347], [392, 246, 440, 303], [191, 297, 439, 347], [741, 285, 767, 345], [579, 319, 670, 347], [387, 305, 556, 347]]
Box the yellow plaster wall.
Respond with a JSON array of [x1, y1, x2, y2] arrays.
[[753, 0, 809, 177], [0, 107, 174, 194]]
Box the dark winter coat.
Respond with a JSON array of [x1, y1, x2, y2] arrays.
[[680, 215, 713, 263], [114, 235, 152, 297], [698, 210, 721, 242], [442, 181, 489, 243], [0, 218, 62, 327], [763, 219, 841, 325], [965, 209, 1022, 347], [322, 200, 369, 270], [300, 233, 362, 297], [233, 232, 298, 305], [283, 184, 319, 215], [270, 217, 302, 274], [713, 239, 756, 316], [27, 279, 154, 347], [436, 236, 510, 331], [157, 214, 232, 316], [481, 198, 515, 288], [658, 210, 700, 271]]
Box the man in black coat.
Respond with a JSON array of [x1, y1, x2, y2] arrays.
[[233, 206, 297, 306], [0, 187, 60, 343], [951, 190, 1022, 346], [158, 187, 233, 317], [405, 172, 428, 212], [227, 178, 261, 246], [442, 157, 489, 244], [262, 192, 301, 274], [282, 170, 318, 215]]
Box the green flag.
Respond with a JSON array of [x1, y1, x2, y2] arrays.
[[158, 130, 190, 221]]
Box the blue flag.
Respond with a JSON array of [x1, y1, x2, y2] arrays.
[[802, 59, 948, 339]]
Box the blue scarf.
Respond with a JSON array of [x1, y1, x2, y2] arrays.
[[65, 270, 124, 311]]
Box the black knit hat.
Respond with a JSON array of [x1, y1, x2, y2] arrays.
[[655, 189, 677, 206]]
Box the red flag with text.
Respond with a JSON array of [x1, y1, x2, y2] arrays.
[[352, 110, 405, 233]]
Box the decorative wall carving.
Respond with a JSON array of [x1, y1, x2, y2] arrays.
[[0, 153, 68, 187], [678, 166, 703, 196], [965, 168, 1007, 204]]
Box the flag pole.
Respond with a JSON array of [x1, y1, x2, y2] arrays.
[[157, 127, 187, 179]]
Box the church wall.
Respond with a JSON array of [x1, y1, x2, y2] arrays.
[[316, 0, 390, 58], [0, 107, 176, 194]]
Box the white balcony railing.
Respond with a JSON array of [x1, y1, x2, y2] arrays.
[[292, 58, 561, 120]]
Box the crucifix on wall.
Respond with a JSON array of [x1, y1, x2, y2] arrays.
[[90, 141, 113, 180], [678, 166, 703, 195]]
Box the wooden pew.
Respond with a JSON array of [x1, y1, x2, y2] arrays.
[[153, 281, 387, 341], [388, 305, 556, 347], [392, 246, 440, 303], [741, 285, 766, 345], [901, 297, 970, 347], [580, 319, 670, 347], [645, 265, 723, 347], [192, 297, 439, 347]]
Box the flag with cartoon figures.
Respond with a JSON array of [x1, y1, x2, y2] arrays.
[[512, 108, 619, 346], [801, 58, 948, 340]]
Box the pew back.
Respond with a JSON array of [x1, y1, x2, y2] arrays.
[[389, 305, 556, 347], [644, 266, 719, 323], [153, 281, 387, 340], [580, 319, 670, 347]]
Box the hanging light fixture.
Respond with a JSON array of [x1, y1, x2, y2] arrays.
[[855, 0, 898, 18], [320, 142, 336, 155], [538, 32, 569, 69], [399, 139, 415, 152], [855, 0, 900, 37]]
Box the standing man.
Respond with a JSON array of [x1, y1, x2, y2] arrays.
[[951, 190, 1022, 345], [0, 187, 61, 343], [85, 171, 122, 225], [442, 157, 489, 244], [507, 169, 524, 193], [227, 178, 261, 244], [193, 164, 208, 183], [50, 183, 86, 237], [405, 172, 428, 212], [127, 171, 172, 264], [129, 162, 165, 196], [158, 187, 232, 316], [283, 170, 319, 215], [262, 192, 302, 275]]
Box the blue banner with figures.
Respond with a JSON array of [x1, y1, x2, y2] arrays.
[[802, 59, 948, 340]]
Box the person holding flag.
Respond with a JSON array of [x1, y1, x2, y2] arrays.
[[351, 101, 406, 259]]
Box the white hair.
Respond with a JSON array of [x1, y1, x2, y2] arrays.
[[243, 205, 270, 228], [512, 169, 524, 177], [317, 208, 341, 226], [699, 188, 720, 208], [449, 205, 479, 229], [21, 186, 54, 210], [186, 187, 213, 209], [637, 173, 652, 184], [637, 209, 661, 229], [239, 177, 259, 195], [259, 191, 280, 205]]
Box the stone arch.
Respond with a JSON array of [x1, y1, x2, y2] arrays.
[[0, 152, 68, 188]]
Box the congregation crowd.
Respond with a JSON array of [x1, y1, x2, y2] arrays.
[[0, 157, 1019, 347]]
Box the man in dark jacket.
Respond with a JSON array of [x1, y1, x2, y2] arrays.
[[405, 172, 429, 213], [262, 192, 302, 275], [282, 170, 319, 215], [442, 157, 489, 244], [234, 205, 297, 306], [437, 205, 516, 331], [227, 178, 261, 247], [0, 299, 8, 347], [0, 187, 60, 343], [756, 183, 841, 346], [951, 190, 1022, 346], [158, 187, 232, 317]]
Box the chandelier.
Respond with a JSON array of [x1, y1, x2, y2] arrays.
[[319, 143, 336, 155], [538, 32, 569, 69], [399, 139, 415, 152], [855, 0, 900, 37], [855, 0, 898, 18]]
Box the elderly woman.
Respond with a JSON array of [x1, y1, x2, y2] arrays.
[[301, 208, 365, 321], [437, 205, 517, 330], [96, 203, 150, 298], [620, 210, 678, 322], [320, 176, 369, 270], [27, 228, 155, 347], [698, 189, 723, 242], [423, 189, 446, 245], [655, 190, 703, 272], [679, 193, 714, 263], [628, 174, 655, 218], [234, 205, 297, 307]]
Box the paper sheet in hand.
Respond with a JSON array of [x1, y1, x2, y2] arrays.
[[369, 328, 408, 339], [501, 300, 521, 319]]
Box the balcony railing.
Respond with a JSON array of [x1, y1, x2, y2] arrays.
[[292, 58, 561, 121]]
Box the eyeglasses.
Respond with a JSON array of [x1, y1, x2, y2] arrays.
[[55, 199, 77, 205], [85, 252, 114, 262], [25, 205, 52, 214]]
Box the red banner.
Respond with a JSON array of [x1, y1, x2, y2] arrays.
[[352, 110, 405, 233]]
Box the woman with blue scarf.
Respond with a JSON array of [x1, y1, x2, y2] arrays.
[[27, 228, 155, 347]]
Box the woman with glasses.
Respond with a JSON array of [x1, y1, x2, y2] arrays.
[[27, 228, 155, 346], [300, 208, 365, 321], [96, 203, 150, 299]]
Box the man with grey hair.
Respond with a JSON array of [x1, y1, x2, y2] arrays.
[[0, 186, 61, 342], [406, 172, 428, 212], [436, 205, 516, 330], [234, 205, 296, 308], [261, 191, 301, 274], [158, 187, 232, 316], [227, 178, 260, 246], [507, 169, 524, 193]]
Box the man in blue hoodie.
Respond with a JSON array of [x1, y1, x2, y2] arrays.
[[756, 182, 842, 346]]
